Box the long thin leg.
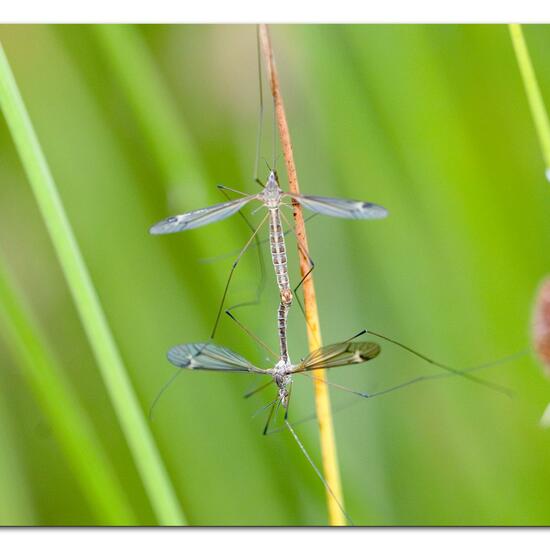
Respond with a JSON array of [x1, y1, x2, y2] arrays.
[[210, 213, 268, 339], [148, 369, 183, 421], [243, 379, 274, 399], [217, 184, 250, 197], [284, 383, 292, 421], [263, 400, 277, 435], [265, 349, 528, 435], [279, 208, 316, 295], [225, 309, 277, 360], [215, 187, 267, 325], [198, 213, 318, 265], [304, 344, 523, 400], [363, 329, 514, 397], [278, 208, 316, 332], [273, 398, 282, 426], [252, 397, 278, 418], [284, 420, 353, 525]]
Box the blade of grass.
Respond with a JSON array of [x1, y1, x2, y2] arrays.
[[0, 253, 136, 524], [509, 24, 550, 181], [258, 24, 346, 526], [0, 42, 186, 526]]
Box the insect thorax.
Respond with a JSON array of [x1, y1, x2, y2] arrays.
[[272, 357, 292, 404], [262, 171, 283, 208]]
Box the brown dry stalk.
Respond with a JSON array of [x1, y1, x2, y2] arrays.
[[258, 24, 346, 526]]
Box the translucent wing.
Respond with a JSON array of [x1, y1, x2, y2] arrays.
[[290, 341, 381, 373], [150, 195, 256, 235], [167, 342, 267, 374], [288, 194, 388, 220]]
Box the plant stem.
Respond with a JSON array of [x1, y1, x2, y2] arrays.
[[0, 42, 185, 526], [258, 24, 346, 526], [0, 254, 136, 524], [509, 24, 550, 181]]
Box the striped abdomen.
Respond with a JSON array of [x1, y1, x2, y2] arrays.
[[277, 301, 290, 362], [268, 208, 292, 305]]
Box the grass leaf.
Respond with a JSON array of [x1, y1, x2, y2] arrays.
[[0, 254, 136, 524], [0, 41, 186, 526]]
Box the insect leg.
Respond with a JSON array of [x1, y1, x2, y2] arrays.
[[278, 208, 316, 331], [148, 369, 184, 421], [225, 309, 277, 360], [363, 329, 514, 398], [198, 213, 317, 265], [285, 420, 353, 525], [263, 400, 277, 435], [216, 185, 250, 197], [210, 212, 268, 340], [243, 378, 274, 399], [284, 382, 292, 421], [214, 187, 267, 323]]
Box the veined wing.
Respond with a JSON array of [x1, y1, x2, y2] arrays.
[[150, 195, 256, 234], [287, 193, 388, 220], [290, 341, 381, 373], [167, 342, 267, 374]]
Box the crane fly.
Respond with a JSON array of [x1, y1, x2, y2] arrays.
[[160, 329, 517, 525], [163, 327, 514, 436], [148, 25, 387, 347], [149, 169, 388, 347], [167, 339, 381, 412], [166, 337, 380, 525]]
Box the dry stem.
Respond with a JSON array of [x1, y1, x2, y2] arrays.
[[258, 24, 346, 526]]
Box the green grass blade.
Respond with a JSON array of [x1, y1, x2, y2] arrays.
[[0, 42, 186, 526], [509, 24, 550, 180], [0, 254, 136, 524]]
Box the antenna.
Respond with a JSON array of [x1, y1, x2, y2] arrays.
[[254, 26, 265, 187]]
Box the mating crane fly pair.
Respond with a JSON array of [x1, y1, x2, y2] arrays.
[[149, 170, 511, 425], [148, 28, 517, 524], [149, 163, 514, 527], [150, 169, 392, 420]]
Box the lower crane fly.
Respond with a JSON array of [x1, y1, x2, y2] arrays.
[[167, 339, 380, 416], [167, 337, 380, 524], [162, 332, 515, 524]]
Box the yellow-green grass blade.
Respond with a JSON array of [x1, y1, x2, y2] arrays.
[[509, 24, 550, 180], [0, 42, 186, 526]]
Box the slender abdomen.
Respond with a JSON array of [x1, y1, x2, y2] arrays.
[[268, 208, 292, 305], [277, 301, 290, 362]]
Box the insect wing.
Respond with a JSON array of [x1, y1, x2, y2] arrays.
[[292, 341, 381, 373], [150, 195, 256, 235], [289, 194, 388, 220], [167, 342, 266, 374]]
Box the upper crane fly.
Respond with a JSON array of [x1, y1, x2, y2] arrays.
[[149, 170, 388, 347]]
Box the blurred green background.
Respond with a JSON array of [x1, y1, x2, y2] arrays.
[[1, 24, 550, 526]]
